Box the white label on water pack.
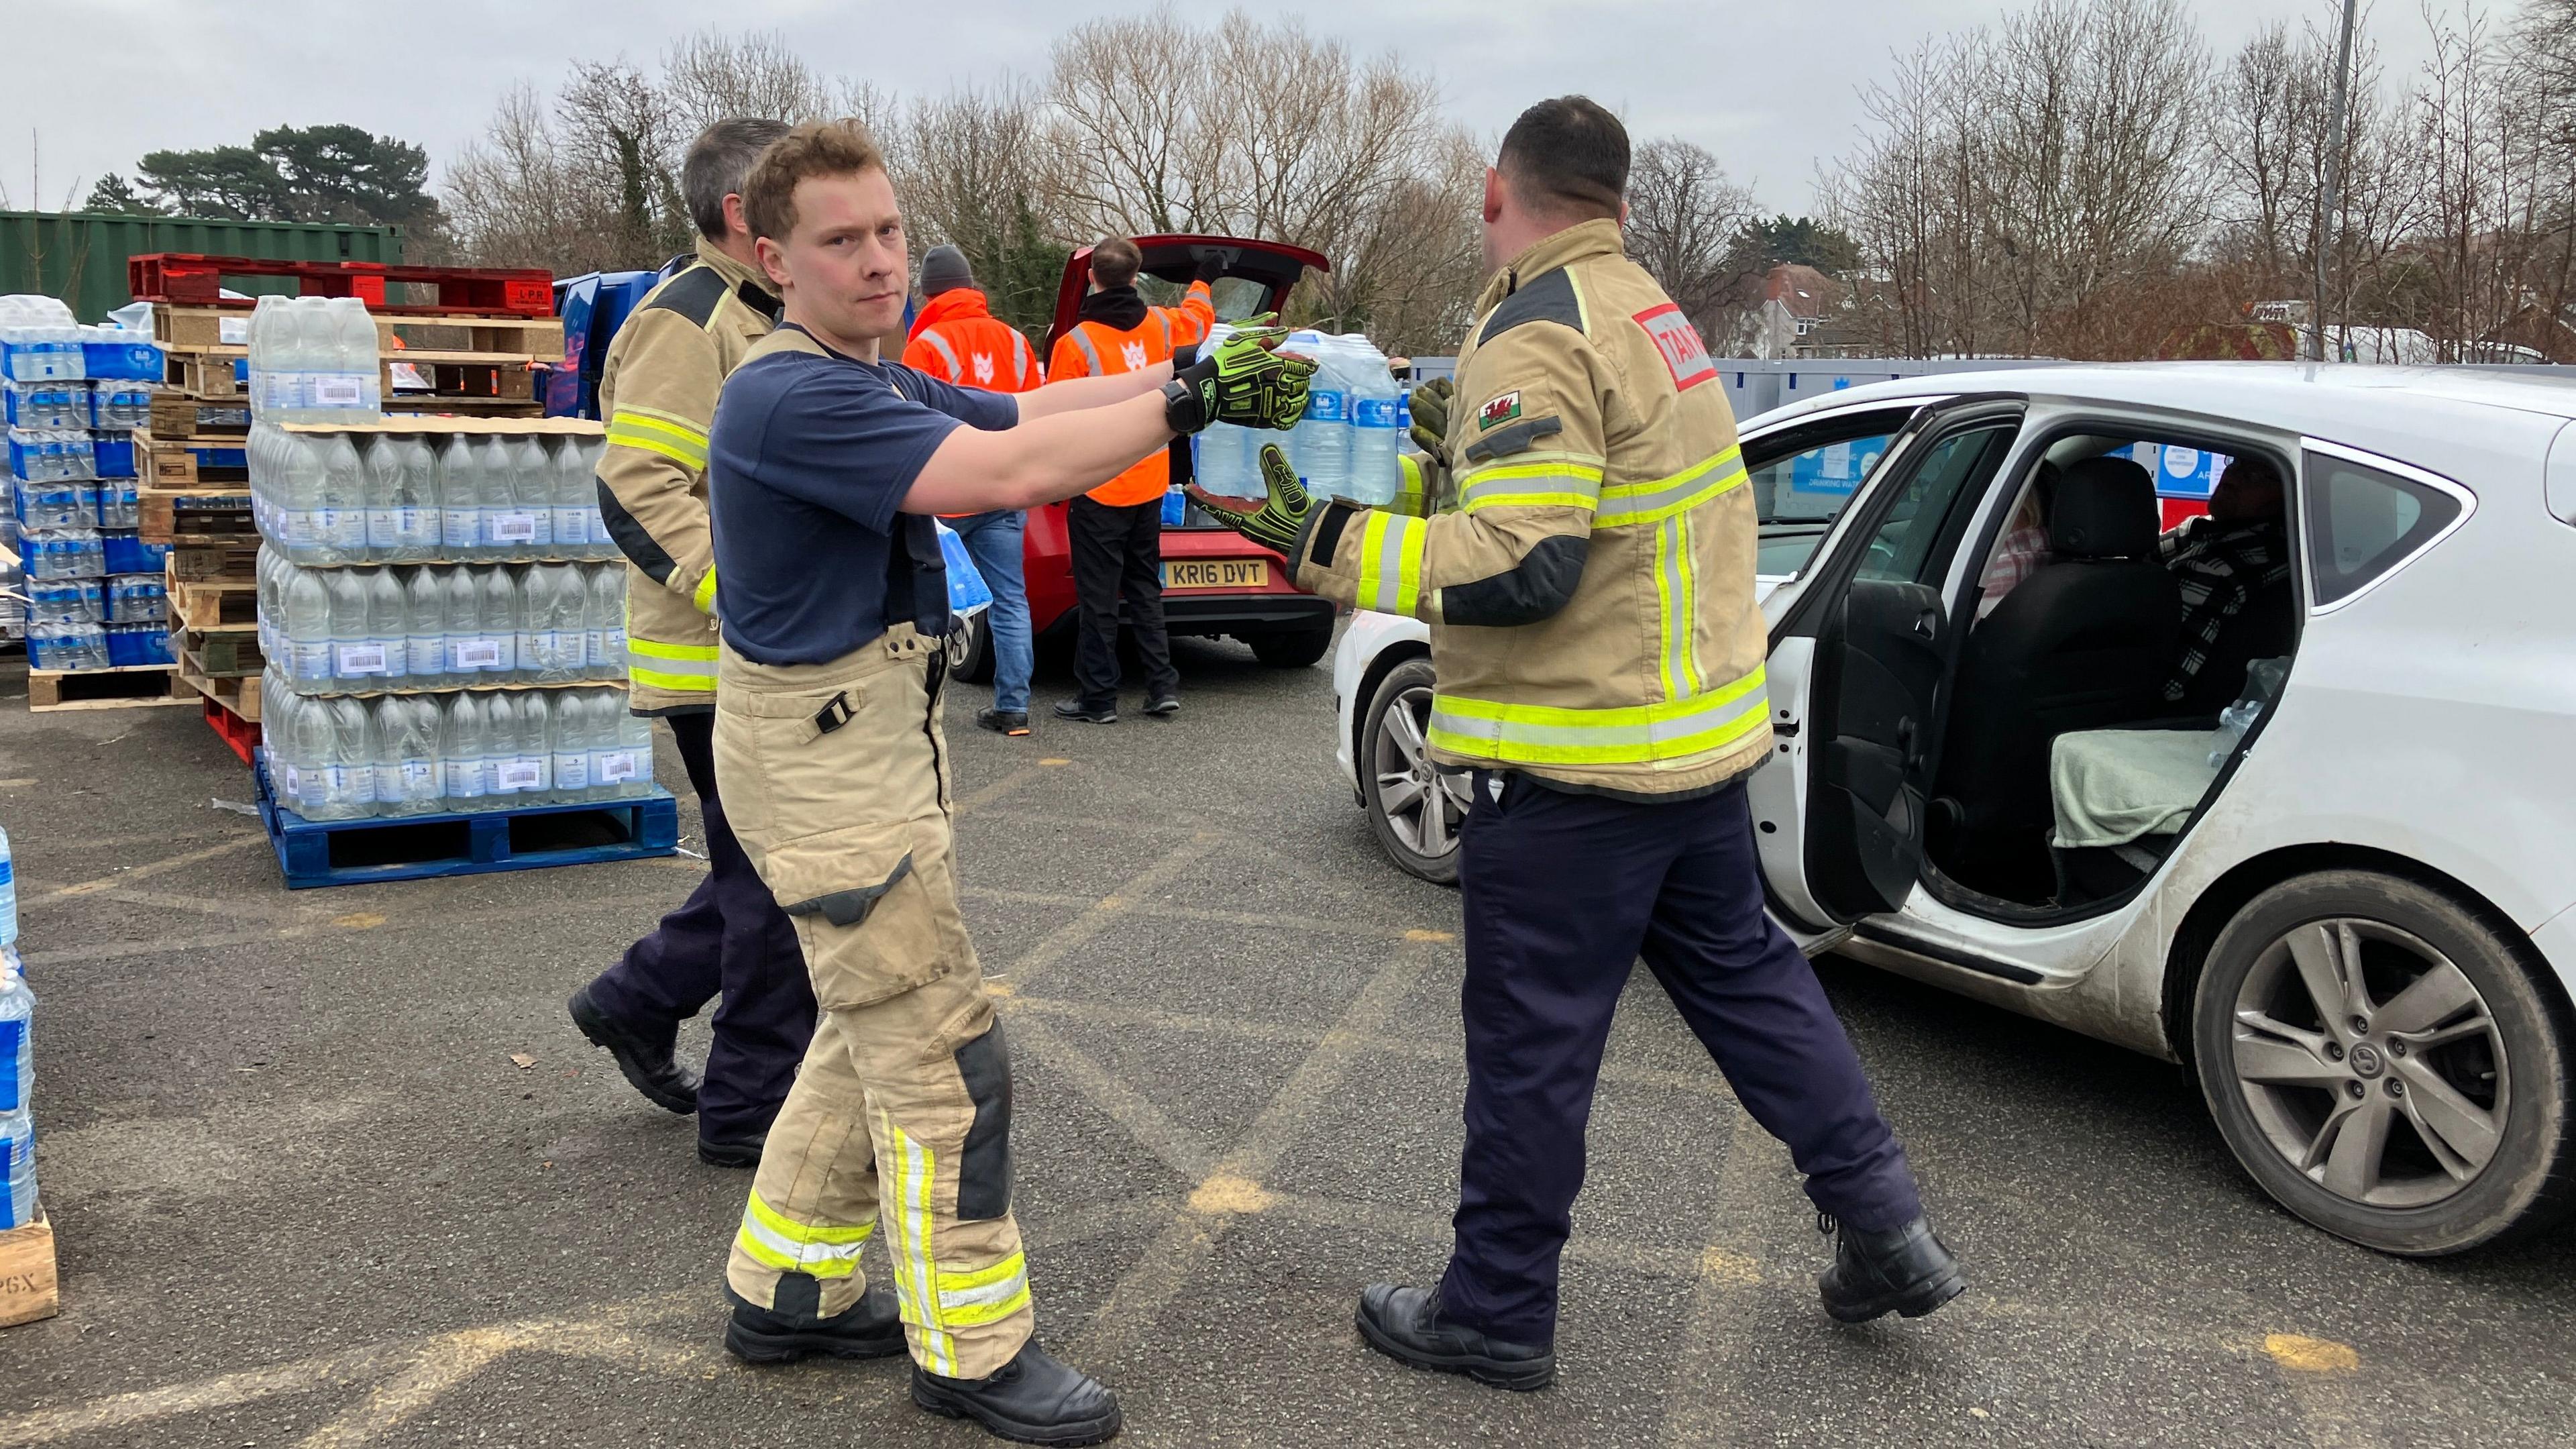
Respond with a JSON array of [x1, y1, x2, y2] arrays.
[[219, 316, 250, 345], [313, 375, 364, 407], [453, 638, 502, 670], [335, 643, 389, 676], [490, 511, 538, 545], [586, 629, 608, 669], [596, 750, 639, 784], [494, 758, 542, 792], [280, 763, 303, 799]]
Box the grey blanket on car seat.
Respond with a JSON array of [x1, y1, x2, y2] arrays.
[[2048, 727, 2229, 849]]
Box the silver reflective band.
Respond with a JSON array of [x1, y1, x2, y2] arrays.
[[918, 329, 961, 382]]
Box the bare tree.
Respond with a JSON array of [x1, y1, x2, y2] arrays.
[[659, 28, 839, 132], [1625, 138, 1760, 345], [1825, 32, 2002, 357], [443, 85, 634, 274], [902, 82, 1067, 333]]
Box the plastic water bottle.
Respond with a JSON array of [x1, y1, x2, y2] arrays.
[[331, 696, 382, 818], [284, 565, 332, 688], [551, 438, 592, 557], [439, 693, 490, 810], [248, 295, 285, 417], [1345, 335, 1402, 507], [364, 568, 409, 686], [547, 565, 588, 682], [476, 437, 525, 559], [588, 563, 625, 680], [437, 437, 479, 561], [380, 696, 442, 817], [324, 299, 380, 415], [508, 437, 555, 555], [389, 436, 438, 561], [404, 566, 446, 688], [323, 569, 368, 688], [477, 566, 521, 680], [0, 949, 27, 1114], [513, 566, 551, 682], [277, 431, 325, 563], [1, 1104, 33, 1232], [318, 433, 368, 563], [0, 822, 15, 949], [1287, 330, 1349, 498], [362, 437, 401, 561], [515, 692, 557, 802], [440, 566, 485, 677], [548, 690, 592, 802]]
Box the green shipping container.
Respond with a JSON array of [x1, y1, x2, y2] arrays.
[[0, 211, 405, 322]]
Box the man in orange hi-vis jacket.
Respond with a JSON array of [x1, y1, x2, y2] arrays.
[[903, 245, 1044, 735], [1043, 238, 1217, 724]]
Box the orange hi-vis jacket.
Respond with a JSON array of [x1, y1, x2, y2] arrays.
[[903, 288, 1044, 396], [1046, 280, 1215, 505]]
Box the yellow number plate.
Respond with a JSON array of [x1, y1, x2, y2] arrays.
[[1163, 559, 1269, 590]]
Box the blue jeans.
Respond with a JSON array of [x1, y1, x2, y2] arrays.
[[949, 509, 1032, 714]]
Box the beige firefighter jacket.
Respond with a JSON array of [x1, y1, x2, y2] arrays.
[[596, 241, 781, 714], [1292, 218, 1772, 798]]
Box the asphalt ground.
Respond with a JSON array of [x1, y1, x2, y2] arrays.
[[1, 633, 2572, 1449]]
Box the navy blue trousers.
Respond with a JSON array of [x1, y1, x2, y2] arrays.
[[1438, 772, 1923, 1344], [585, 710, 816, 1140]]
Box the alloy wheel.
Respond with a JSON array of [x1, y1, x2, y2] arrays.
[[2230, 917, 2508, 1209], [1371, 683, 1471, 860]]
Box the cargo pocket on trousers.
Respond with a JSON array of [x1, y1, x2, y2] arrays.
[[763, 821, 949, 1010], [952, 1022, 1014, 1222]]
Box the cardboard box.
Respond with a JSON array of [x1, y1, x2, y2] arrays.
[[0, 1214, 60, 1328]]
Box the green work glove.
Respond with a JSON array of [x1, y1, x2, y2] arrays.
[[1171, 324, 1314, 433], [1187, 443, 1314, 557], [1407, 376, 1454, 468]]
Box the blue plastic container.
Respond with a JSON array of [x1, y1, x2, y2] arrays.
[[99, 531, 166, 576], [82, 333, 163, 381], [935, 522, 991, 619], [91, 433, 135, 479]]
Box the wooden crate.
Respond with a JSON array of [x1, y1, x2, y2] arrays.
[[168, 543, 259, 584], [140, 486, 256, 546], [148, 392, 252, 439], [182, 661, 262, 724], [136, 433, 249, 488], [27, 665, 188, 712], [170, 576, 258, 630], [0, 1215, 58, 1329], [161, 350, 245, 400], [151, 305, 252, 351]]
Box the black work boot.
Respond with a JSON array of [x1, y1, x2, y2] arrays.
[[911, 1340, 1122, 1446], [978, 708, 1032, 737], [567, 983, 698, 1115], [1816, 1213, 1966, 1324], [698, 1127, 765, 1170], [1354, 1283, 1556, 1391], [1053, 699, 1116, 724], [724, 1273, 906, 1364]]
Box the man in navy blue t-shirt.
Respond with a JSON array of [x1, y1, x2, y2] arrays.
[[699, 118, 1308, 1447]]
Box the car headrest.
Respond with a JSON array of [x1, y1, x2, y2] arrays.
[[2048, 457, 2161, 559]]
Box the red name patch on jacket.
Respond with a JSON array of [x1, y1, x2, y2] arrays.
[[1634, 303, 1716, 391]]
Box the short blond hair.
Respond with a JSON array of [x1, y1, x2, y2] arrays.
[[741, 118, 888, 245]]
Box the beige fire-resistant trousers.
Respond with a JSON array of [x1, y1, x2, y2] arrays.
[[710, 625, 1032, 1379]]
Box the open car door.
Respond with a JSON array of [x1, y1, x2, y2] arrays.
[[1750, 399, 2025, 943]]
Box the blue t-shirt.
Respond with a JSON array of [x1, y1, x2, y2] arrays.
[[708, 326, 1018, 664]]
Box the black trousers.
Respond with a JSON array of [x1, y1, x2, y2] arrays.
[[1438, 773, 1924, 1344], [1067, 494, 1177, 708], [584, 710, 817, 1139]]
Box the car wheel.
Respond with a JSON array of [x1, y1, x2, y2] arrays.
[[950, 611, 994, 684], [1360, 658, 1470, 885], [1249, 626, 1334, 669], [2193, 869, 2576, 1254]]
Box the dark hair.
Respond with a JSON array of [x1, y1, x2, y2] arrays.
[[1089, 237, 1143, 290], [1497, 96, 1629, 221], [741, 119, 889, 246], [682, 117, 792, 241]]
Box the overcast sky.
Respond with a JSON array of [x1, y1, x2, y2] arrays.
[[6, 0, 2438, 220]]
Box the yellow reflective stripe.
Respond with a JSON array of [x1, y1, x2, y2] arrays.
[[1352, 511, 1426, 616], [1426, 667, 1769, 765], [627, 637, 718, 661], [735, 1190, 873, 1278], [629, 665, 718, 692], [935, 1250, 1032, 1327], [605, 411, 710, 470], [1595, 445, 1749, 528], [692, 566, 717, 614], [1458, 454, 1607, 515], [1654, 515, 1704, 701], [747, 1189, 875, 1245], [880, 1110, 957, 1375], [1394, 453, 1427, 518]]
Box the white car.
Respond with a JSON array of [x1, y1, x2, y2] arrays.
[[1332, 364, 2576, 1256]]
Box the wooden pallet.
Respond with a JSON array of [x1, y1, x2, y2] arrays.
[[140, 486, 256, 545], [148, 391, 252, 439], [181, 661, 262, 724], [168, 543, 259, 585], [169, 576, 258, 630], [27, 663, 188, 712], [254, 755, 678, 890], [135, 433, 249, 487], [160, 350, 246, 400], [380, 313, 564, 359], [0, 1215, 58, 1329], [176, 629, 262, 677]]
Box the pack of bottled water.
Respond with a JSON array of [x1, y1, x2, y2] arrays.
[[2, 382, 89, 431], [22, 621, 109, 672], [17, 529, 103, 581], [258, 682, 656, 822], [0, 826, 34, 1232], [0, 295, 80, 385], [0, 544, 21, 642], [258, 549, 630, 696], [89, 382, 149, 431], [1193, 329, 1400, 508], [250, 425, 614, 566], [246, 295, 382, 422], [7, 429, 95, 484]]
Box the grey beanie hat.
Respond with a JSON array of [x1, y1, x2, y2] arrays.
[[920, 245, 975, 297]]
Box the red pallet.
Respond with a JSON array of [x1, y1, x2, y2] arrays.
[[129, 254, 553, 317], [201, 692, 260, 765]]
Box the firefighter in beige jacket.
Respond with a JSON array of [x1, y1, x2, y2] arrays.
[[567, 119, 818, 1174], [1200, 97, 1958, 1393]]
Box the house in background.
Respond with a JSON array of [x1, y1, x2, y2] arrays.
[[1737, 263, 1854, 359]]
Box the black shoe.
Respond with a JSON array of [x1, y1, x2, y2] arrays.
[[698, 1128, 766, 1169], [912, 1340, 1122, 1446], [1142, 695, 1179, 718], [567, 983, 698, 1115], [979, 708, 1032, 737], [1354, 1283, 1555, 1391], [725, 1273, 907, 1364], [1053, 700, 1116, 724], [1816, 1212, 1966, 1324]]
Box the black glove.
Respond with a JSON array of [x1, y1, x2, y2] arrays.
[[1192, 249, 1232, 285], [1187, 443, 1316, 557]]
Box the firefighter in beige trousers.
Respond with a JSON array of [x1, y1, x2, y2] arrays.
[[698, 119, 1311, 1446]]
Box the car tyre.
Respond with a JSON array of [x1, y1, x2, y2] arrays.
[[1360, 657, 1468, 886], [950, 611, 994, 684], [2192, 869, 2576, 1255], [1249, 626, 1334, 669]]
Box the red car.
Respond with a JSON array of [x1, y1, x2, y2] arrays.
[[953, 235, 1340, 682]]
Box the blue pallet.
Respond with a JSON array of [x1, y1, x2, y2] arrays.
[[252, 752, 677, 890]]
